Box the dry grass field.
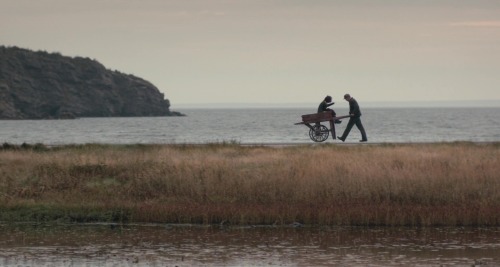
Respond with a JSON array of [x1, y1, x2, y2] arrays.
[[1, 142, 499, 226]]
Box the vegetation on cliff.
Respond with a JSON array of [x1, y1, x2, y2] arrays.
[[0, 46, 183, 119]]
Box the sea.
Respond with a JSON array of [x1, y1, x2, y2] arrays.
[[1, 107, 499, 145]]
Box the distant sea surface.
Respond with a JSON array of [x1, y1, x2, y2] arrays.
[[1, 107, 499, 145]]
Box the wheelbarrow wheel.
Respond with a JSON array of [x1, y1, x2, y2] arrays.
[[309, 125, 329, 142]]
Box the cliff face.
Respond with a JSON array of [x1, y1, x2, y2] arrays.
[[0, 46, 183, 119]]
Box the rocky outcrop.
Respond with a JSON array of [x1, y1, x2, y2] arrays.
[[0, 46, 183, 119]]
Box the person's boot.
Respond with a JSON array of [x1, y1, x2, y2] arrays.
[[337, 136, 345, 142]]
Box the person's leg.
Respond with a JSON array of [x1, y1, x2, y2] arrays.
[[330, 109, 341, 124], [338, 118, 355, 141], [355, 118, 367, 141]]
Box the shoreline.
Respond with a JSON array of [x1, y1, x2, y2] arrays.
[[3, 140, 499, 149]]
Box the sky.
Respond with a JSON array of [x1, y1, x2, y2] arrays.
[[2, 0, 500, 107]]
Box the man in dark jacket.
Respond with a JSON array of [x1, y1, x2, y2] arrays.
[[338, 94, 367, 142]]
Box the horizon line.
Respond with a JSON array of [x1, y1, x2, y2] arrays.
[[171, 99, 500, 109]]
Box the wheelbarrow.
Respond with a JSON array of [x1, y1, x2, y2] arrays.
[[295, 112, 352, 142]]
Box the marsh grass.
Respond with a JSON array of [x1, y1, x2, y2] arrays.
[[1, 142, 499, 226]]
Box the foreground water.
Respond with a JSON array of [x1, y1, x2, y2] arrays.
[[1, 223, 499, 266], [1, 107, 499, 145]]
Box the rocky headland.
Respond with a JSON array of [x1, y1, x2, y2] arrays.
[[0, 46, 183, 119]]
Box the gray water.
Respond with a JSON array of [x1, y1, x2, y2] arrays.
[[1, 223, 500, 267], [1, 108, 499, 145]]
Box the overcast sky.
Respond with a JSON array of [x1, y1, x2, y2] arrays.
[[2, 0, 500, 107]]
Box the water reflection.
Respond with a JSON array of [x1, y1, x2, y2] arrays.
[[1, 223, 499, 266]]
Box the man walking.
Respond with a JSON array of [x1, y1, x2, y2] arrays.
[[338, 94, 368, 142]]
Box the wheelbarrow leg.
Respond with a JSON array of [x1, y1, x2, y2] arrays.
[[329, 119, 336, 140]]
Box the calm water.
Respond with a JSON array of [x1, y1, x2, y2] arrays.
[[1, 223, 500, 267], [1, 107, 499, 145]]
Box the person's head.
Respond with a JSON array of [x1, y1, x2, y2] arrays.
[[343, 94, 351, 101], [324, 95, 332, 103]]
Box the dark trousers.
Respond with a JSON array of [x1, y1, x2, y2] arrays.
[[340, 116, 367, 141]]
